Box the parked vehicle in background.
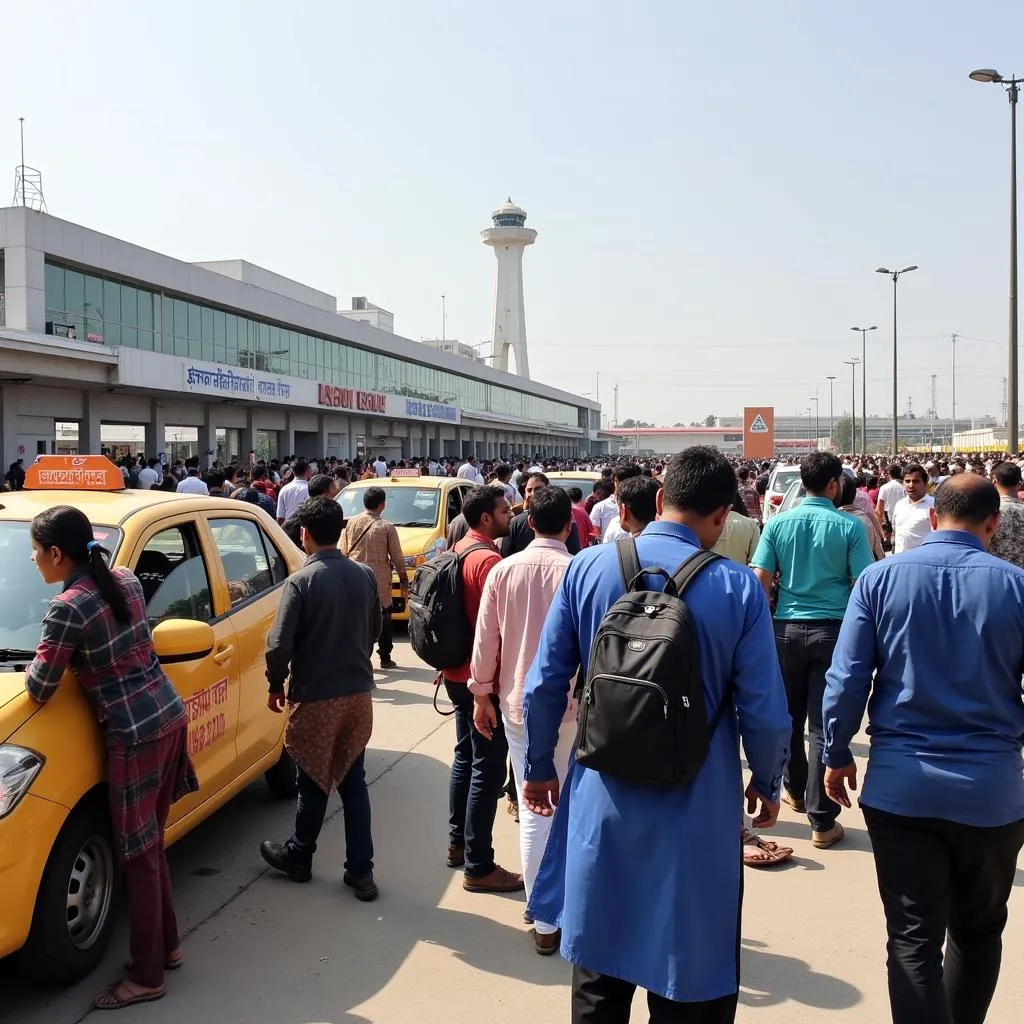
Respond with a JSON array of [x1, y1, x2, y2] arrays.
[[761, 465, 802, 524]]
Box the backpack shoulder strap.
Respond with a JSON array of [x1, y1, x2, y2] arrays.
[[455, 541, 493, 562], [615, 536, 643, 592], [670, 549, 722, 596]]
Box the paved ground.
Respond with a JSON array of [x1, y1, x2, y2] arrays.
[[2, 636, 1022, 1023]]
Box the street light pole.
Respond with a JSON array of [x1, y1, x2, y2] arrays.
[[810, 397, 819, 451], [876, 266, 918, 454], [970, 68, 1021, 453], [826, 376, 836, 447], [844, 358, 860, 453], [850, 326, 877, 454]]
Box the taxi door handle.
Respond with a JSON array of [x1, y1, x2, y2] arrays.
[[213, 645, 235, 664]]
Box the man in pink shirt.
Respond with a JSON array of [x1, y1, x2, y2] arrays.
[[469, 486, 575, 955]]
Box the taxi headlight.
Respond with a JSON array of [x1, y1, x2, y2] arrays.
[[0, 745, 44, 819]]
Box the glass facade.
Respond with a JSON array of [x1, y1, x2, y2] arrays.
[[43, 261, 583, 428]]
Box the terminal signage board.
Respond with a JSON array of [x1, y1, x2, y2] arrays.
[[317, 385, 387, 413], [118, 352, 462, 425], [743, 407, 774, 459]]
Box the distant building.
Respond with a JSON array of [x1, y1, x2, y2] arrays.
[[420, 338, 485, 364], [338, 296, 394, 333]]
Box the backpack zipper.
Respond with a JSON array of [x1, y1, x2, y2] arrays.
[[588, 673, 670, 719]]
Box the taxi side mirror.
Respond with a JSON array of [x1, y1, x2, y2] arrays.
[[151, 619, 216, 662]]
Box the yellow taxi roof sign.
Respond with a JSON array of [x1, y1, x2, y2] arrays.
[[23, 455, 126, 492]]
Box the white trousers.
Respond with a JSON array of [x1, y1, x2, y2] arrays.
[[505, 716, 577, 935]]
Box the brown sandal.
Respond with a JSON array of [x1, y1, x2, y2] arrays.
[[94, 980, 167, 1010], [742, 832, 794, 868]]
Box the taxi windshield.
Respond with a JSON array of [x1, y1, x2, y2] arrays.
[[337, 487, 441, 528], [0, 522, 122, 654]]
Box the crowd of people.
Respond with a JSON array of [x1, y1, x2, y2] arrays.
[[14, 440, 1024, 1020]]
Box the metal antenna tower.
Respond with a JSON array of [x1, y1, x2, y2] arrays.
[[12, 117, 47, 212]]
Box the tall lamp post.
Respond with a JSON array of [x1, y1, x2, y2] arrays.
[[810, 396, 820, 451], [850, 325, 877, 454], [876, 265, 918, 454], [826, 376, 836, 448], [843, 358, 860, 454], [970, 69, 1020, 453]]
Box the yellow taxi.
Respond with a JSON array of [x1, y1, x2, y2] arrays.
[[336, 473, 477, 619], [0, 457, 305, 984], [544, 470, 601, 495]]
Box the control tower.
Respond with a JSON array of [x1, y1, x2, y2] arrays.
[[481, 198, 537, 378]]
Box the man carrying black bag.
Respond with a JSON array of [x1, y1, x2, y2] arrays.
[[522, 447, 790, 1024]]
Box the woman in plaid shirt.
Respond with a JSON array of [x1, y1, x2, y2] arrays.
[[26, 506, 198, 1011]]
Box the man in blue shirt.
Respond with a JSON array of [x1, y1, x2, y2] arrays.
[[522, 447, 790, 1024], [823, 475, 1024, 1024], [750, 451, 872, 850]]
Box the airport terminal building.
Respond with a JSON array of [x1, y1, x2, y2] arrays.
[[0, 207, 601, 468]]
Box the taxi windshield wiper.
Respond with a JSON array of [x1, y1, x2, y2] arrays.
[[0, 649, 36, 661]]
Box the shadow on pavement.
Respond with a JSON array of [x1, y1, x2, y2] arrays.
[[1, 745, 562, 1024], [740, 937, 861, 1010]]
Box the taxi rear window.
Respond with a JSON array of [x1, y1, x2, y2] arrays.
[[0, 523, 122, 655]]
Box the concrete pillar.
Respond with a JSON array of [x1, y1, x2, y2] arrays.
[[2, 227, 46, 333], [241, 410, 256, 462], [316, 414, 330, 460], [82, 392, 103, 456], [284, 412, 297, 461], [0, 385, 19, 470], [145, 399, 167, 462], [198, 406, 216, 470]]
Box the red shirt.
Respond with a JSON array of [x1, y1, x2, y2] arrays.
[[571, 503, 593, 547], [446, 529, 502, 683]]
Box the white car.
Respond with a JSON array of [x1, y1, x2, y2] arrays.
[[761, 465, 802, 525]]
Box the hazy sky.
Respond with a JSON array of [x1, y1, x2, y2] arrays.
[[5, 1, 1024, 426]]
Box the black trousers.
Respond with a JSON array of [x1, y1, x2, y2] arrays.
[[378, 607, 393, 660], [773, 619, 842, 832], [863, 805, 1024, 1024], [571, 967, 737, 1024]]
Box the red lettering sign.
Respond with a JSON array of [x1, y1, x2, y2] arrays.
[[318, 384, 387, 415]]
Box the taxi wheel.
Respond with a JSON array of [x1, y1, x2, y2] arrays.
[[264, 749, 298, 798], [19, 798, 119, 985]]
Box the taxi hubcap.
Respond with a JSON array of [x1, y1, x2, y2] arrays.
[[66, 835, 114, 950]]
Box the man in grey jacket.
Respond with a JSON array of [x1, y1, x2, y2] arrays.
[[260, 497, 383, 900]]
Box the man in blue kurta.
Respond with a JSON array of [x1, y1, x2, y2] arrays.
[[522, 447, 791, 1024]]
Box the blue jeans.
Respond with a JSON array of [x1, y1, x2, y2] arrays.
[[444, 680, 507, 879], [288, 750, 374, 878], [774, 619, 842, 833]]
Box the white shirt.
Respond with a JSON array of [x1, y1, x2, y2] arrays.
[[276, 478, 309, 522], [892, 494, 934, 553], [372, 458, 388, 478], [590, 494, 620, 542], [137, 466, 160, 490], [604, 516, 627, 543], [176, 475, 209, 496], [457, 462, 480, 481], [878, 478, 906, 516]]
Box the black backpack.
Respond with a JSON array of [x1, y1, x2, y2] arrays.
[[408, 542, 491, 671], [575, 537, 730, 787]]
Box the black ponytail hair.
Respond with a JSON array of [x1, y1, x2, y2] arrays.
[[31, 505, 131, 624]]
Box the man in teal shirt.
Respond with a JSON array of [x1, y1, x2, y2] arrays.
[[751, 452, 872, 849]]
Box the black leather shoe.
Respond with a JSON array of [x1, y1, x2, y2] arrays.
[[380, 658, 398, 670], [260, 841, 312, 883], [344, 871, 379, 902]]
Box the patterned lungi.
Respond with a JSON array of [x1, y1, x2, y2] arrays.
[[107, 723, 199, 861], [285, 691, 373, 794]]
